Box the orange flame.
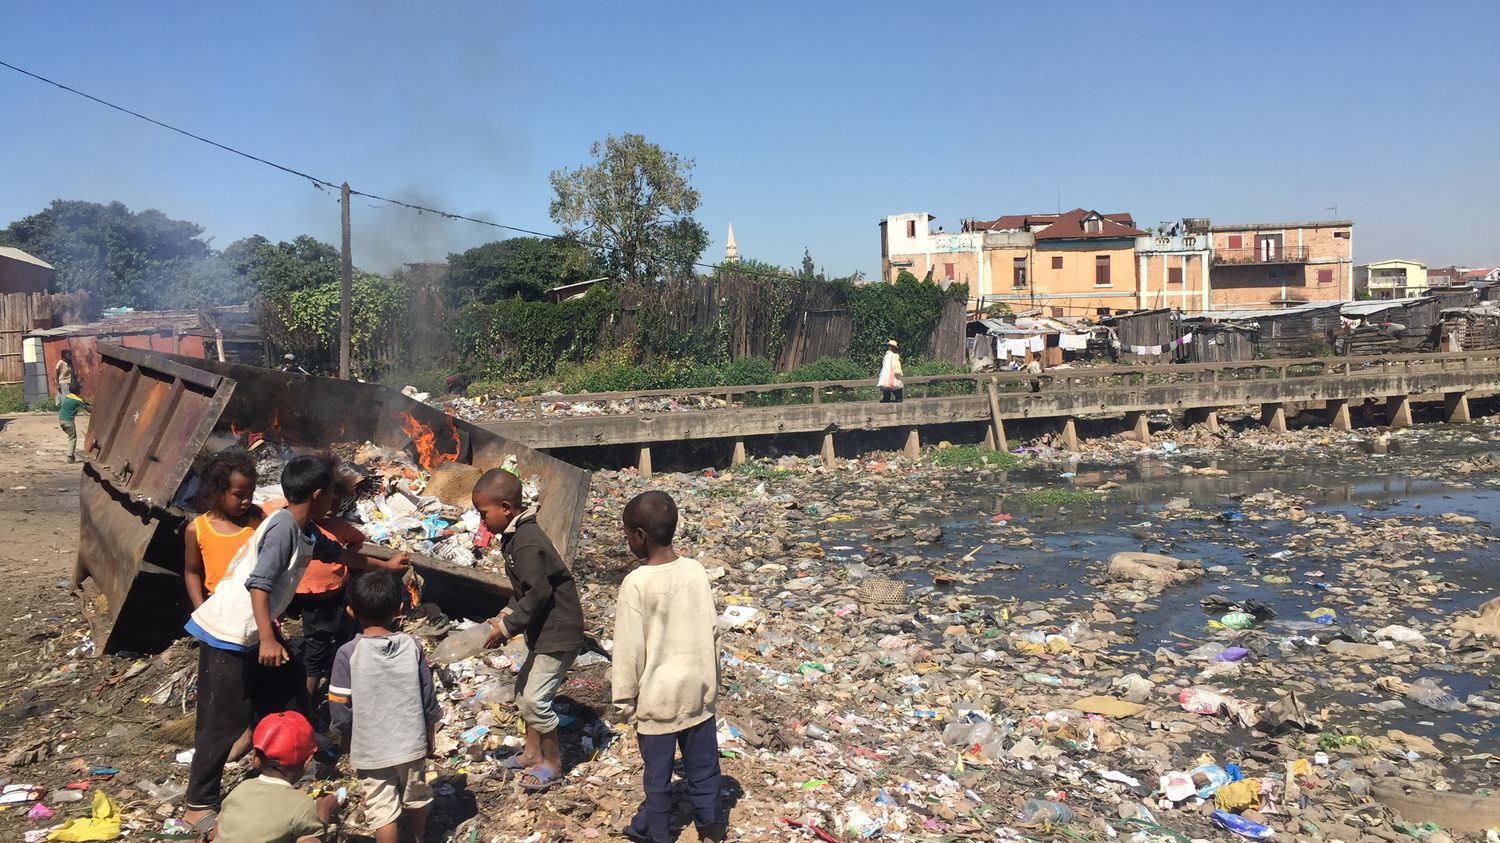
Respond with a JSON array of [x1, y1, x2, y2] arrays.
[[405, 573, 422, 612], [397, 412, 459, 471], [269, 409, 283, 438]]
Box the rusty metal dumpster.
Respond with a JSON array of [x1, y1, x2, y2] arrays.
[[75, 343, 592, 653]]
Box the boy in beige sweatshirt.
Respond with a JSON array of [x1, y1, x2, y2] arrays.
[[612, 491, 725, 843]]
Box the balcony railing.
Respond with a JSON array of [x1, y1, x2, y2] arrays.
[[1213, 246, 1310, 265]]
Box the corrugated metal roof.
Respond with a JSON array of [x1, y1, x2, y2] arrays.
[[0, 246, 53, 270], [1186, 301, 1341, 322], [1341, 297, 1434, 317]]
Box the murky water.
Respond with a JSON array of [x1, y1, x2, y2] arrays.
[[826, 424, 1500, 769]]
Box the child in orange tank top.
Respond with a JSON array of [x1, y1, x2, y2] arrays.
[[183, 451, 265, 609]]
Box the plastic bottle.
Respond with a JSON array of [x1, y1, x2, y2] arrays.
[[1020, 799, 1075, 825], [1405, 679, 1465, 713], [434, 623, 492, 665]]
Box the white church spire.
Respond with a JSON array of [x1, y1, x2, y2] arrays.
[[724, 223, 740, 263]]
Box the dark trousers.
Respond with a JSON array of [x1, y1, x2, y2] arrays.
[[186, 642, 307, 810], [880, 387, 904, 403], [629, 716, 723, 843]]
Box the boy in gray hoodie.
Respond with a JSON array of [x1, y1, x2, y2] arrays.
[[329, 571, 441, 843]]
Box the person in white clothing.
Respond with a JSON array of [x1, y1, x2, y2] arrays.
[[877, 339, 904, 403], [612, 491, 725, 843]]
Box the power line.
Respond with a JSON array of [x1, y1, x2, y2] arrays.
[[0, 58, 811, 282]]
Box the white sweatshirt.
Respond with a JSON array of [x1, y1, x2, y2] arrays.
[[611, 556, 720, 735]]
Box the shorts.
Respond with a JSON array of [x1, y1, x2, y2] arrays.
[[514, 650, 577, 732], [288, 590, 352, 679], [359, 761, 433, 830]]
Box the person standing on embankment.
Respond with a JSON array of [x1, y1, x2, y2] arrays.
[[878, 339, 904, 403]]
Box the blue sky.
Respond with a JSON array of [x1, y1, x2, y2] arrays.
[[3, 1, 1498, 277]]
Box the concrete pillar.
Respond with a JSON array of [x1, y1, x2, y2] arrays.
[[1386, 395, 1412, 428], [820, 432, 836, 467], [1059, 417, 1079, 451], [1185, 407, 1218, 432], [1124, 411, 1150, 443], [1326, 398, 1351, 432], [1260, 402, 1287, 433], [637, 445, 653, 480], [1445, 391, 1471, 424], [731, 438, 746, 467], [903, 427, 920, 457]]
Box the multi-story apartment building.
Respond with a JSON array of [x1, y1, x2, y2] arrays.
[[882, 211, 1354, 315], [1206, 220, 1353, 308], [1355, 259, 1428, 300], [1135, 219, 1213, 312], [880, 208, 1144, 316]]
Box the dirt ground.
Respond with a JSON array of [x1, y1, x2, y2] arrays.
[[0, 412, 88, 644]]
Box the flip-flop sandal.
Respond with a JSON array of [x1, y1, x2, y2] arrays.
[[499, 754, 530, 771], [184, 810, 218, 833], [518, 764, 559, 792]]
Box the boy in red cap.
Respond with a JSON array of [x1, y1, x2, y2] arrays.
[[212, 711, 340, 843]]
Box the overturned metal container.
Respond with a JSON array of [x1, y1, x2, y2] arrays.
[[75, 343, 592, 653]]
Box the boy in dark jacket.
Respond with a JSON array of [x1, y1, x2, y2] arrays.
[[471, 468, 584, 792]]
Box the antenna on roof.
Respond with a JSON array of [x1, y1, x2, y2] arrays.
[[1326, 204, 1338, 219]]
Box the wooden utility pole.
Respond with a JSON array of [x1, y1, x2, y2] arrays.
[[339, 182, 353, 380]]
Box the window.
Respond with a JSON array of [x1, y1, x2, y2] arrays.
[[1227, 234, 1243, 250], [1096, 308, 1111, 317], [1012, 257, 1027, 288], [906, 220, 916, 238], [943, 262, 955, 280], [1317, 269, 1334, 284], [1095, 255, 1111, 286], [1083, 216, 1103, 233], [1051, 255, 1063, 270], [1168, 266, 1184, 285], [1334, 231, 1350, 239]]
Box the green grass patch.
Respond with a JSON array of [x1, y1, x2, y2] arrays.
[[733, 461, 792, 481], [0, 384, 26, 414], [930, 445, 1026, 470], [1002, 488, 1102, 507]]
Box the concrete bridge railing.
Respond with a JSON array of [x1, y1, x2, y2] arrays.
[[479, 351, 1500, 476]]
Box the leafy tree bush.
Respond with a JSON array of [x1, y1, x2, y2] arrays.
[[445, 237, 601, 307]]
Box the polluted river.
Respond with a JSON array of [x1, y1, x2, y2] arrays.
[[0, 408, 1497, 842]]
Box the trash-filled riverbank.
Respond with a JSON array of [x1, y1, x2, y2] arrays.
[[1, 413, 1497, 841]]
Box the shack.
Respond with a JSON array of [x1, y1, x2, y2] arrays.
[[1430, 286, 1480, 310], [1099, 309, 1181, 364], [966, 314, 1086, 369], [1192, 302, 1342, 358], [1178, 322, 1257, 363], [1438, 305, 1500, 352], [27, 305, 263, 399], [75, 344, 591, 653], [1338, 297, 1440, 355], [2, 244, 69, 387]]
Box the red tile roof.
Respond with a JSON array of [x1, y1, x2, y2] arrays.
[[968, 208, 1142, 239]]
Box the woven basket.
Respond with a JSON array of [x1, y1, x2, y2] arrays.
[[858, 577, 908, 608]]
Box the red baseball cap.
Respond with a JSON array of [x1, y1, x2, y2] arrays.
[[252, 711, 316, 768]]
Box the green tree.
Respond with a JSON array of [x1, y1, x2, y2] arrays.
[[445, 236, 601, 306], [0, 199, 238, 308], [225, 234, 340, 300], [549, 133, 708, 283], [801, 248, 816, 279]]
